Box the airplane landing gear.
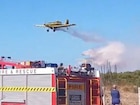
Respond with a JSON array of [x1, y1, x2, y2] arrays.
[[53, 29, 55, 32], [47, 29, 49, 32]]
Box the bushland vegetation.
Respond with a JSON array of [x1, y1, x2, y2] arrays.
[[101, 70, 140, 93]]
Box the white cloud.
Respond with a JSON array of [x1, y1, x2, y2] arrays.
[[82, 41, 140, 72], [58, 28, 140, 71], [82, 41, 125, 65]]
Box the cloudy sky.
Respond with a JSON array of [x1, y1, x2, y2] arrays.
[[0, 0, 140, 71]]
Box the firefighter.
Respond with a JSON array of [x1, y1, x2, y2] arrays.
[[111, 84, 121, 105], [57, 63, 65, 75]]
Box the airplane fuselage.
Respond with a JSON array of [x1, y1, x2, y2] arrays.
[[36, 19, 76, 32], [44, 21, 63, 29]]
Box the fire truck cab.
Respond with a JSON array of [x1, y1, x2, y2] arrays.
[[0, 57, 104, 105]]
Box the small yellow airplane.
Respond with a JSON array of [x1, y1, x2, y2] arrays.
[[35, 19, 76, 32]]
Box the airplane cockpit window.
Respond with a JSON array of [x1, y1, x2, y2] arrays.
[[56, 21, 62, 24]]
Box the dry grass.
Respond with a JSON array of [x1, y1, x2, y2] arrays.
[[104, 85, 139, 105]]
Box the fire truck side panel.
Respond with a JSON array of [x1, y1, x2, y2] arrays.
[[57, 76, 103, 105], [0, 74, 55, 105], [27, 75, 52, 105], [1, 75, 26, 100], [67, 82, 85, 105]]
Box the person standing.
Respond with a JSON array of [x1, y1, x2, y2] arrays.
[[111, 84, 121, 105]]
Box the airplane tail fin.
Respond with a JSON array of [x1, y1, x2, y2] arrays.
[[65, 19, 69, 24]]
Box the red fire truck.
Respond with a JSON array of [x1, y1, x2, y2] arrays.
[[0, 57, 104, 105]]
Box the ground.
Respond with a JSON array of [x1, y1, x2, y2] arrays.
[[104, 86, 139, 105]]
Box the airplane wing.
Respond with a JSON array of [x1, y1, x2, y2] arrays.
[[52, 24, 76, 28], [35, 24, 46, 27], [35, 24, 76, 30]]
